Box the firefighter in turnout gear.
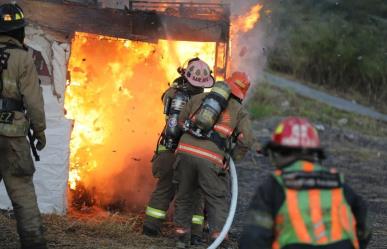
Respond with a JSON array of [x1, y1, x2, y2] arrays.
[[239, 117, 372, 249], [173, 72, 254, 248], [0, 3, 47, 249], [143, 58, 215, 244]]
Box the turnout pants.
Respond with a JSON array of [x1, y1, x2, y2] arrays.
[[174, 153, 229, 234], [144, 151, 204, 236], [0, 136, 46, 249]]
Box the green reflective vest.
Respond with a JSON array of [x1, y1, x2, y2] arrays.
[[272, 161, 359, 249]]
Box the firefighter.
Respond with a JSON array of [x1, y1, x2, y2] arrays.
[[0, 3, 47, 249], [239, 117, 372, 249], [143, 58, 214, 245], [173, 71, 255, 248]]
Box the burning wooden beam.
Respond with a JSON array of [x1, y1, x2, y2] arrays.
[[0, 0, 230, 43]]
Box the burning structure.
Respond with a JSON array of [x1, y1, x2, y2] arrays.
[[0, 0, 263, 214]]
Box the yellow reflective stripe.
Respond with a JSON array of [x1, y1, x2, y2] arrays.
[[157, 145, 168, 152], [145, 206, 166, 219], [192, 215, 204, 225], [15, 13, 22, 20]]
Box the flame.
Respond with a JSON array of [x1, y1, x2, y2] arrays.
[[65, 1, 264, 210], [232, 3, 263, 33], [65, 32, 216, 209], [229, 3, 264, 75]]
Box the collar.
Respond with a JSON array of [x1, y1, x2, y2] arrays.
[[0, 35, 23, 47]]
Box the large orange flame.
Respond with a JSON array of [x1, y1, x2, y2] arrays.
[[229, 3, 264, 74], [232, 3, 263, 33], [65, 32, 216, 209], [65, 1, 264, 211]]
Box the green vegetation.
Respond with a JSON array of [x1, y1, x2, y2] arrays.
[[262, 0, 387, 110], [247, 82, 387, 137]]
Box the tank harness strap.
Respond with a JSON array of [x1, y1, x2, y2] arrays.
[[0, 42, 27, 100], [0, 46, 10, 97], [208, 130, 228, 151], [184, 97, 232, 152], [0, 97, 23, 111]]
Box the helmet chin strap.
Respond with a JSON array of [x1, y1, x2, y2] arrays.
[[177, 77, 203, 95]]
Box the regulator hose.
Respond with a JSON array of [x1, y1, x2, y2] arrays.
[[207, 157, 238, 249]]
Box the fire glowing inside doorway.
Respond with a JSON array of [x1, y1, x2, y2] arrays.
[[64, 32, 216, 211]]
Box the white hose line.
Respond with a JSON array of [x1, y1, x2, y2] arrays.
[[207, 158, 238, 249]]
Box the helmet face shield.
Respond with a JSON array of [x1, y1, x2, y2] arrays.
[[0, 3, 27, 33]]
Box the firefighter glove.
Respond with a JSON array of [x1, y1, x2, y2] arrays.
[[34, 131, 46, 151]]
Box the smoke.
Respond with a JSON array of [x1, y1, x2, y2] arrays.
[[228, 0, 272, 89]]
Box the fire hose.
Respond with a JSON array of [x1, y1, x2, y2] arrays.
[[207, 157, 238, 249]]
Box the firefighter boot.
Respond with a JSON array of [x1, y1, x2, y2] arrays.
[[191, 234, 206, 246], [190, 223, 205, 246], [143, 225, 161, 237], [142, 221, 162, 237], [21, 242, 47, 249], [175, 228, 191, 249], [20, 230, 47, 249]]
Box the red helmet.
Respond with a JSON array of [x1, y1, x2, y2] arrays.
[[226, 71, 250, 100], [270, 117, 321, 149]]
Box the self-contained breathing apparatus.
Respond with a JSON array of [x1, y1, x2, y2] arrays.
[[0, 43, 40, 161], [0, 43, 20, 121], [157, 57, 214, 152], [183, 81, 232, 151], [162, 88, 190, 150]]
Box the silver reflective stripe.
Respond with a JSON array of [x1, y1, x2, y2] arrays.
[[146, 206, 166, 219]]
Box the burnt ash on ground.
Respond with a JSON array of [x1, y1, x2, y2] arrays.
[[0, 117, 386, 249]]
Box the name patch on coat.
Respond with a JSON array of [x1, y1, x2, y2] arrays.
[[0, 111, 14, 124], [282, 171, 341, 189]]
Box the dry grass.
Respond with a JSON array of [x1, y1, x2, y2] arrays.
[[0, 210, 177, 249], [0, 210, 240, 248]]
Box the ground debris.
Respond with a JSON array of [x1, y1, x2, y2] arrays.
[[1, 117, 386, 249]]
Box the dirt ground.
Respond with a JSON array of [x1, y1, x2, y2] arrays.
[[1, 117, 386, 249]]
